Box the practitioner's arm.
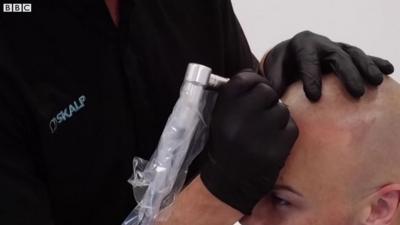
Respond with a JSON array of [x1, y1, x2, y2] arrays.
[[157, 177, 242, 225]]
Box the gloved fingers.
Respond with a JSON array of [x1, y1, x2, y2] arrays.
[[339, 43, 384, 85], [278, 117, 299, 155], [266, 117, 299, 165], [295, 53, 323, 101], [223, 72, 269, 98], [243, 83, 279, 109], [284, 117, 299, 142], [289, 32, 328, 101], [263, 102, 290, 129], [369, 56, 395, 75], [262, 41, 289, 96], [240, 68, 257, 73], [324, 48, 365, 97]]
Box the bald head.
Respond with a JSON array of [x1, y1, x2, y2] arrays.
[[241, 75, 400, 225], [282, 74, 400, 189]]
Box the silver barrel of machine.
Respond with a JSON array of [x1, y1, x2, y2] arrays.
[[123, 63, 228, 225]]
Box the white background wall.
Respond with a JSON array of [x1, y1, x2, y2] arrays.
[[232, 0, 400, 82]]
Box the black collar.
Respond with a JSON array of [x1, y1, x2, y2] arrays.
[[55, 0, 134, 37]]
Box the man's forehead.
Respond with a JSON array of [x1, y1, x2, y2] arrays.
[[276, 128, 355, 188], [280, 91, 361, 195], [279, 75, 400, 199]]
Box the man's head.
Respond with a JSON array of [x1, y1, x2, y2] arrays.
[[242, 75, 400, 225]]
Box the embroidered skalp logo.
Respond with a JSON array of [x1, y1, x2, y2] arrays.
[[49, 95, 86, 134]]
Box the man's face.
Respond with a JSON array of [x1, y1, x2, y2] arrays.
[[241, 107, 367, 225]]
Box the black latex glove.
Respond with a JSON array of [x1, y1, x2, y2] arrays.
[[200, 72, 299, 214], [262, 31, 395, 101]]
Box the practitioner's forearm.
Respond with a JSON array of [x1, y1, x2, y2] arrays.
[[157, 176, 243, 225]]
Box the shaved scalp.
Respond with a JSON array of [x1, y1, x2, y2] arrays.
[[282, 75, 400, 192]]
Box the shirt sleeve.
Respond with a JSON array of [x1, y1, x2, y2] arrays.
[[220, 0, 259, 76], [0, 67, 54, 225]]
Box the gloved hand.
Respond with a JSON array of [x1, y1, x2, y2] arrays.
[[200, 72, 299, 215], [261, 31, 395, 101]]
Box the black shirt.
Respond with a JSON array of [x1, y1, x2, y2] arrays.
[[0, 0, 256, 224]]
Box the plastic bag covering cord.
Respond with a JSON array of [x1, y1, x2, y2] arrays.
[[123, 77, 218, 225]]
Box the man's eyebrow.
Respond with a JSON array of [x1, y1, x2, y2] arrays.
[[273, 184, 303, 197]]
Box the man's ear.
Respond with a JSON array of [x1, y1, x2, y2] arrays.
[[364, 184, 400, 225]]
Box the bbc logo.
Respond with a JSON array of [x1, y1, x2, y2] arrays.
[[3, 3, 32, 12]]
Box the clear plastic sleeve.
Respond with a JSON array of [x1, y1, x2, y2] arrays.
[[123, 80, 217, 225]]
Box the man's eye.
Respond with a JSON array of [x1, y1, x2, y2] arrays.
[[271, 193, 291, 207]]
